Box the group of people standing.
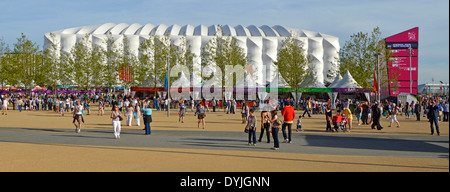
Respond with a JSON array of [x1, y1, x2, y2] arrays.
[[246, 102, 297, 150]]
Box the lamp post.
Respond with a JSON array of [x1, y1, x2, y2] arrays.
[[374, 53, 381, 103], [407, 45, 413, 94], [164, 55, 171, 117]]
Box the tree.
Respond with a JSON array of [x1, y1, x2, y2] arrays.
[[120, 35, 138, 89], [89, 45, 105, 88], [0, 37, 12, 89], [338, 27, 397, 91], [274, 35, 312, 106], [43, 33, 63, 92], [137, 35, 155, 87], [62, 34, 106, 90], [67, 34, 92, 89], [153, 35, 171, 95], [103, 32, 122, 90], [201, 25, 248, 100], [11, 33, 42, 94]]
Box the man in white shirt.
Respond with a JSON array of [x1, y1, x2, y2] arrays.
[[124, 99, 130, 108], [165, 99, 169, 111], [73, 101, 84, 133]]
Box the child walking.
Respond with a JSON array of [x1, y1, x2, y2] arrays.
[[296, 116, 304, 132]]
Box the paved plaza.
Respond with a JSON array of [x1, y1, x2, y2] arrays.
[[0, 106, 448, 172]]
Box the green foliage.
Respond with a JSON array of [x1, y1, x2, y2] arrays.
[[11, 33, 43, 93], [103, 32, 121, 89], [201, 25, 247, 85], [274, 36, 312, 89], [0, 37, 12, 88], [338, 27, 397, 90]]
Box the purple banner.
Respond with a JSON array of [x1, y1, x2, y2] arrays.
[[333, 88, 371, 93]]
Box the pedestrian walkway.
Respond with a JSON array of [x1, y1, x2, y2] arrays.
[[0, 109, 448, 171]]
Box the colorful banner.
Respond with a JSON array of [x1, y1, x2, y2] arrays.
[[333, 88, 371, 93], [385, 27, 419, 96], [298, 88, 333, 93]]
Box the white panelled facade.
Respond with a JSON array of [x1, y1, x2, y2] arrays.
[[44, 23, 340, 86]]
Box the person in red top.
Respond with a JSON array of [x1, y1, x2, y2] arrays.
[[282, 101, 296, 143]]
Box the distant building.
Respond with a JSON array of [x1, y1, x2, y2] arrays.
[[418, 83, 449, 95], [44, 23, 340, 87]]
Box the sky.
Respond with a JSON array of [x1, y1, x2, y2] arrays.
[[0, 0, 448, 84]]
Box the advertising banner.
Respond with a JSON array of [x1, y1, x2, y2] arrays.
[[385, 27, 419, 96], [388, 57, 418, 81]]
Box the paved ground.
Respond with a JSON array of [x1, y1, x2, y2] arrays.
[[0, 106, 448, 172]]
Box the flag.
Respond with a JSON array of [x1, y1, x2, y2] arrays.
[[164, 71, 169, 91], [373, 70, 378, 92]]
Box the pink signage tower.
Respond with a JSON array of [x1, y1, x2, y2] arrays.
[[384, 27, 419, 96]]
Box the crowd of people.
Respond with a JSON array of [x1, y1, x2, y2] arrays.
[[0, 92, 448, 150]]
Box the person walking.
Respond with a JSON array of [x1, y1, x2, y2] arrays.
[[295, 115, 304, 132], [371, 102, 383, 130], [325, 105, 332, 132], [341, 106, 353, 132], [125, 104, 134, 126], [443, 101, 449, 122], [355, 103, 362, 125], [17, 98, 23, 112], [135, 103, 141, 126], [241, 102, 249, 124], [427, 100, 440, 136], [2, 97, 8, 115], [111, 106, 122, 139], [179, 100, 186, 123], [196, 103, 206, 129], [246, 109, 257, 146], [404, 102, 411, 119], [232, 99, 236, 114], [258, 109, 271, 143], [212, 97, 216, 112], [269, 110, 281, 150], [98, 99, 104, 116], [141, 101, 153, 135], [73, 101, 84, 133], [388, 103, 401, 128], [281, 102, 295, 143], [59, 100, 65, 116], [361, 101, 370, 125], [302, 99, 311, 117], [414, 101, 421, 121]]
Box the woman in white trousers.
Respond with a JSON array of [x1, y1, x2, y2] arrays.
[[135, 104, 141, 126], [111, 106, 122, 139], [126, 105, 134, 126]]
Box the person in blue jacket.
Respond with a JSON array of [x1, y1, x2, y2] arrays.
[[141, 101, 153, 135]]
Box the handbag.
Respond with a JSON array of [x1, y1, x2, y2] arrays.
[[118, 115, 123, 121], [244, 124, 249, 133], [273, 118, 282, 127]]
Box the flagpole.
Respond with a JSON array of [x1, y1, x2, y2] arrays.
[[164, 55, 171, 117]]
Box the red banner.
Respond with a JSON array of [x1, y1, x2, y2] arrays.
[[119, 65, 133, 82]]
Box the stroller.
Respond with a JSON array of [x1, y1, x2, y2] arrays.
[[332, 114, 348, 132]]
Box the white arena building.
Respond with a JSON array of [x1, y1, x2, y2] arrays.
[[44, 23, 340, 86]]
